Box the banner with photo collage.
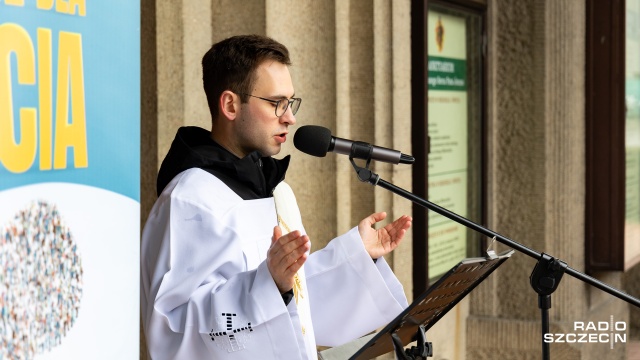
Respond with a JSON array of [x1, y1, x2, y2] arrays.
[[0, 1, 139, 358]]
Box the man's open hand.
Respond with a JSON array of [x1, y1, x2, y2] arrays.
[[266, 226, 310, 294], [358, 212, 412, 259]]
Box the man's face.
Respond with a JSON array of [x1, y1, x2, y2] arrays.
[[233, 60, 296, 158]]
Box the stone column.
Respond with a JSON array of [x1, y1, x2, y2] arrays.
[[266, 0, 338, 251]]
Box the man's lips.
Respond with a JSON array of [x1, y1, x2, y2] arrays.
[[275, 132, 288, 144]]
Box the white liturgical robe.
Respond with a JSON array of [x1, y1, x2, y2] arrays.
[[141, 168, 408, 359]]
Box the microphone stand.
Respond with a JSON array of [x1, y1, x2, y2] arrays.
[[346, 149, 640, 360]]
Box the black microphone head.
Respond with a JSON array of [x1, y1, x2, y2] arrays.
[[293, 125, 332, 157]]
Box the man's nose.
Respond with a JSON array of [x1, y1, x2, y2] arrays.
[[280, 106, 296, 125]]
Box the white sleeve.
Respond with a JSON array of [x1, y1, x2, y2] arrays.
[[141, 195, 304, 359], [304, 227, 409, 347]]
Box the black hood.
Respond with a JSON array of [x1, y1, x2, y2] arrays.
[[156, 126, 290, 199]]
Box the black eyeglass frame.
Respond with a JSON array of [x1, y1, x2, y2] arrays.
[[240, 93, 302, 117]]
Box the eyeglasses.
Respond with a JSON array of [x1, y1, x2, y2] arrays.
[[241, 93, 302, 117]]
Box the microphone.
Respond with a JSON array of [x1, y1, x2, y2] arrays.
[[293, 125, 414, 165]]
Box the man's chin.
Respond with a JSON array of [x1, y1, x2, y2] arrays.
[[258, 146, 281, 157]]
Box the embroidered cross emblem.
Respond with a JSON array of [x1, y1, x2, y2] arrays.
[[209, 313, 253, 353]]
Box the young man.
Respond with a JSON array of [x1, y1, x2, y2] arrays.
[[141, 35, 411, 359]]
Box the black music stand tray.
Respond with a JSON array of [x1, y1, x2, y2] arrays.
[[348, 249, 514, 360]]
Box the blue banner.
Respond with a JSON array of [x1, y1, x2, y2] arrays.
[[0, 1, 140, 202], [0, 1, 140, 359]]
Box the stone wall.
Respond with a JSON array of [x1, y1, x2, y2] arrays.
[[140, 1, 414, 358]]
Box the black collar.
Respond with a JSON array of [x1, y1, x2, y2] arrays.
[[156, 126, 290, 199]]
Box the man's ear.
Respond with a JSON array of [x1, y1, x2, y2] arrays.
[[219, 90, 240, 120]]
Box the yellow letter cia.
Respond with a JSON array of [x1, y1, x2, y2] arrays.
[[54, 31, 88, 169], [0, 24, 37, 173]]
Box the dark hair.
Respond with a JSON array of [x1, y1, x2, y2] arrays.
[[202, 34, 291, 117]]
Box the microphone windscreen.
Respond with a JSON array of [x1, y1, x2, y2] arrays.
[[293, 125, 332, 157]]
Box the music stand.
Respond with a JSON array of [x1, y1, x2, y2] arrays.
[[348, 250, 514, 360]]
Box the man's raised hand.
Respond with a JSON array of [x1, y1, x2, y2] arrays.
[[267, 226, 310, 294], [358, 212, 412, 260]]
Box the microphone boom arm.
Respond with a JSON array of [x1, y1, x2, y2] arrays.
[[348, 160, 640, 308]]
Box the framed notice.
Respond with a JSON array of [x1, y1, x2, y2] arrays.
[[0, 1, 140, 359], [426, 5, 483, 280], [412, 0, 485, 293], [427, 10, 469, 278]]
